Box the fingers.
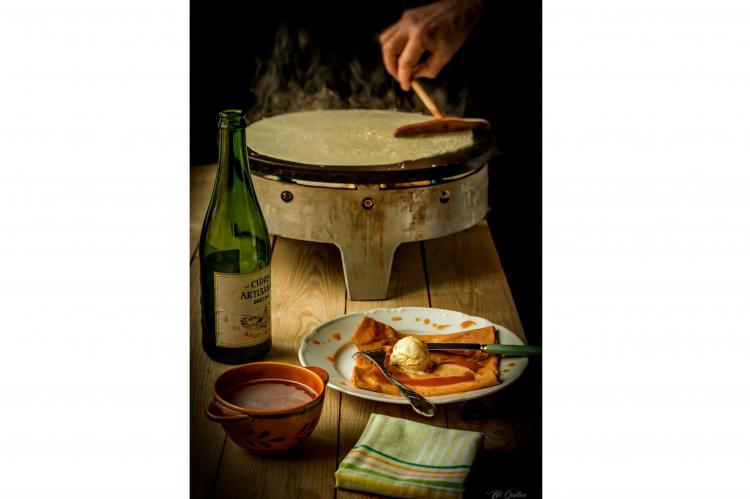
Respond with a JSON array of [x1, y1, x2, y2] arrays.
[[381, 31, 406, 79], [380, 15, 432, 90], [412, 49, 452, 80], [397, 34, 424, 91], [379, 22, 401, 78], [378, 23, 398, 46]]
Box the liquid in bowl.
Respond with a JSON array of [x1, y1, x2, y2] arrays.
[[225, 379, 316, 410]]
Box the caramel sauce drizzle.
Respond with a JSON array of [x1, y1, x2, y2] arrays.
[[375, 351, 483, 387], [437, 358, 483, 372], [374, 370, 475, 387]]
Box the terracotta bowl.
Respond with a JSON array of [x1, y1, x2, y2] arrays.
[[206, 361, 329, 455]]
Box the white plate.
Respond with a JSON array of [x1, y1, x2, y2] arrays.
[[297, 307, 530, 405]]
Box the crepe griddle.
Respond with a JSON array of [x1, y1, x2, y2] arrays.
[[246, 127, 497, 184]]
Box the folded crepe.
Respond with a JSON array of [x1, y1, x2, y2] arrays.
[[351, 316, 500, 397]]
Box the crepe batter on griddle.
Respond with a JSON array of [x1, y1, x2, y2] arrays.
[[246, 109, 474, 166]]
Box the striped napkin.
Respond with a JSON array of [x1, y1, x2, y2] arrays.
[[335, 414, 483, 499]]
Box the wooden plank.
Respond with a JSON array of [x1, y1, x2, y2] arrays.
[[190, 256, 229, 499], [423, 221, 525, 342], [337, 242, 446, 499], [213, 238, 346, 499], [424, 221, 537, 496], [190, 164, 217, 260]]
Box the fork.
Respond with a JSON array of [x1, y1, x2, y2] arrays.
[[354, 350, 436, 417]]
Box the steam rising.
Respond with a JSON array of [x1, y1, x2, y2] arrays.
[[247, 24, 467, 123]]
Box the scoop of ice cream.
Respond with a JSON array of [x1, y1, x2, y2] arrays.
[[389, 336, 431, 373]]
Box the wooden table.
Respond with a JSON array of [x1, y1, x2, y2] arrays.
[[191, 164, 541, 498]]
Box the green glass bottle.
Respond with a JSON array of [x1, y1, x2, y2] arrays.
[[199, 110, 272, 364]]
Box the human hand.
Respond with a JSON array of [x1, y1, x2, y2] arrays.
[[379, 0, 483, 91]]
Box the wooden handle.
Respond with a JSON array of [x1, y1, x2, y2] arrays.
[[411, 80, 443, 119]]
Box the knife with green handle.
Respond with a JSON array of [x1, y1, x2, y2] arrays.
[[425, 343, 541, 356]]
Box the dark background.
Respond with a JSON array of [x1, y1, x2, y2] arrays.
[[191, 0, 540, 343], [191, 0, 540, 494]]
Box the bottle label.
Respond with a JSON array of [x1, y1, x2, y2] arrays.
[[214, 266, 271, 348]]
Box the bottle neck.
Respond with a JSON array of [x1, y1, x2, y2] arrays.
[[216, 110, 249, 183], [216, 125, 249, 186]]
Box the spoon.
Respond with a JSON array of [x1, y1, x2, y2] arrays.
[[354, 350, 436, 417], [393, 80, 491, 137]]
